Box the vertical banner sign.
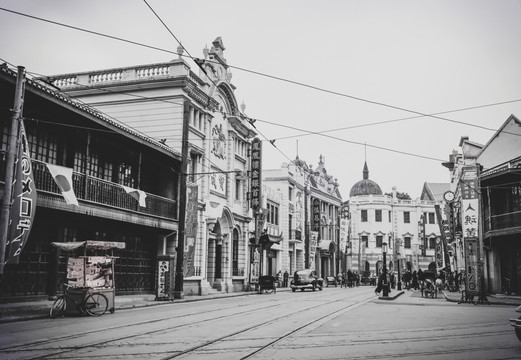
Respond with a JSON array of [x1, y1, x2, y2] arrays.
[[251, 247, 260, 283], [250, 138, 262, 211], [464, 237, 479, 295], [339, 218, 348, 254], [6, 121, 37, 264], [184, 185, 198, 278], [309, 231, 318, 270], [157, 259, 169, 299], [434, 237, 444, 270], [312, 199, 320, 232], [361, 240, 366, 272]]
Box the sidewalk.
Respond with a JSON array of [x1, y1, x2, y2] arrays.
[[0, 287, 292, 324]]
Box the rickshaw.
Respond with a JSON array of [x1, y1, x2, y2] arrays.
[[258, 275, 277, 294]]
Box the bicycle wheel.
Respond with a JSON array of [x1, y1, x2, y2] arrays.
[[50, 296, 66, 319], [84, 292, 108, 316]]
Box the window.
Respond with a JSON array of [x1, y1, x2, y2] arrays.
[[375, 210, 382, 222], [376, 235, 383, 247], [403, 211, 410, 224], [361, 210, 368, 222], [268, 203, 279, 225], [289, 214, 293, 239], [288, 186, 293, 201], [235, 178, 241, 201], [428, 212, 435, 224], [189, 153, 198, 183], [361, 235, 368, 247], [404, 236, 411, 249], [429, 237, 436, 249], [232, 229, 239, 276], [389, 211, 392, 222]]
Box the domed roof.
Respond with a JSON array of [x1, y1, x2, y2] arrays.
[[349, 162, 383, 197]]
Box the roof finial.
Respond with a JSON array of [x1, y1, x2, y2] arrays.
[[363, 161, 369, 180]]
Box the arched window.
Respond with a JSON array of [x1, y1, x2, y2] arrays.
[[232, 228, 239, 276]]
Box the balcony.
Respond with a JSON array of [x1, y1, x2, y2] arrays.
[[485, 210, 521, 235], [32, 160, 177, 221]]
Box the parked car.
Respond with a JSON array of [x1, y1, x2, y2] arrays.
[[325, 276, 337, 287], [290, 269, 324, 292]]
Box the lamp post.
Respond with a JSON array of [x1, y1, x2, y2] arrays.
[[382, 242, 389, 297], [396, 252, 402, 290]]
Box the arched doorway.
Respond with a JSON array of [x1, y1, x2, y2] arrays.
[[207, 207, 234, 290]]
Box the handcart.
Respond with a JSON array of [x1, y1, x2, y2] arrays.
[[51, 240, 125, 314], [258, 275, 277, 294]]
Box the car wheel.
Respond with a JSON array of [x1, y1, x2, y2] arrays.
[[319, 286, 323, 291], [301, 288, 305, 292], [292, 288, 296, 292], [312, 284, 316, 291]]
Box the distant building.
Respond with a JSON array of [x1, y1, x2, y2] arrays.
[[346, 162, 440, 278]]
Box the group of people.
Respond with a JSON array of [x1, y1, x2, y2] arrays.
[[336, 269, 362, 287], [374, 267, 463, 296]]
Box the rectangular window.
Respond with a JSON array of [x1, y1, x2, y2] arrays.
[[361, 210, 368, 222], [403, 211, 410, 224], [288, 186, 293, 201], [389, 211, 392, 222], [289, 214, 293, 239], [375, 210, 382, 222], [376, 235, 383, 247], [429, 237, 436, 249], [404, 236, 411, 249], [235, 178, 241, 201], [428, 212, 435, 224], [361, 235, 368, 248]]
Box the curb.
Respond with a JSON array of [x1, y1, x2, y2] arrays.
[[377, 291, 405, 300]]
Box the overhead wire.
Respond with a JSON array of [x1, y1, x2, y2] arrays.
[[1, 6, 519, 137]]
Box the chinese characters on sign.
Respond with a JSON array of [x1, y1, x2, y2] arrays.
[[250, 138, 262, 210], [464, 237, 479, 295], [309, 231, 318, 270], [312, 199, 320, 231], [183, 185, 198, 278]]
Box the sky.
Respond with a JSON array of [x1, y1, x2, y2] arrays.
[[2, 1, 521, 199]]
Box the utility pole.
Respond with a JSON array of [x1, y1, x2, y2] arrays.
[[0, 66, 25, 274], [174, 101, 190, 299]]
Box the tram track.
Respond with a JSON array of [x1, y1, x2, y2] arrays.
[[161, 291, 376, 360], [0, 289, 365, 359]]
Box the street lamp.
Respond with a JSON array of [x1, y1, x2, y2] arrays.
[[396, 252, 402, 291], [382, 242, 389, 297]]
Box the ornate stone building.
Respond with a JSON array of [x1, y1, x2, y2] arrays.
[[49, 37, 257, 295]]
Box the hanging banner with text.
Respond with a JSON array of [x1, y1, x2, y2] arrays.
[[183, 185, 198, 278], [309, 231, 318, 270], [250, 138, 262, 210]]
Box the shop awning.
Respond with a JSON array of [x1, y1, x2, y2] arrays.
[[52, 241, 126, 251], [259, 232, 283, 249]]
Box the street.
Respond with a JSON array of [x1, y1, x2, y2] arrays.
[[0, 287, 519, 360]]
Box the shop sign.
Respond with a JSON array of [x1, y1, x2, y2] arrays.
[[309, 231, 318, 269], [250, 138, 262, 210], [312, 199, 320, 231], [464, 237, 479, 295], [184, 185, 198, 278]]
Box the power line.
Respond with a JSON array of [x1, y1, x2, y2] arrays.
[[2, 7, 518, 137]]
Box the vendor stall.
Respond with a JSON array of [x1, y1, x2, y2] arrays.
[[51, 241, 125, 314]]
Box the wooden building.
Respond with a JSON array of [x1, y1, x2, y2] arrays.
[[1, 64, 181, 299]]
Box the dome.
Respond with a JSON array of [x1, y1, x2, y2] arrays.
[[349, 162, 383, 197]]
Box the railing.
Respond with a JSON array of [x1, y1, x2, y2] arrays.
[[485, 210, 521, 233], [232, 267, 245, 276], [32, 160, 177, 220]]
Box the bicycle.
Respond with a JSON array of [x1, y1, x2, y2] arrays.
[[50, 284, 109, 318]]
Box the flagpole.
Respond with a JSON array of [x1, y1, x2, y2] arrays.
[[0, 66, 25, 274]]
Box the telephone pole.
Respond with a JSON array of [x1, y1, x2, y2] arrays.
[[0, 66, 25, 274], [174, 100, 190, 299]]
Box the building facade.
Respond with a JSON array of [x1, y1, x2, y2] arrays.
[[49, 37, 257, 295], [1, 65, 181, 298], [346, 162, 439, 280]]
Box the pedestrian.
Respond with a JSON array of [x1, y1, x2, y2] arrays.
[[283, 270, 289, 287], [403, 270, 412, 290], [347, 269, 353, 288], [412, 270, 418, 290]]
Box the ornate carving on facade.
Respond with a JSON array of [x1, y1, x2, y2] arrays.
[[211, 124, 227, 160]]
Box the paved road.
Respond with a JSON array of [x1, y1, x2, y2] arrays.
[[0, 286, 519, 359]]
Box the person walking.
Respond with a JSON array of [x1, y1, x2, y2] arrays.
[[412, 270, 418, 290], [283, 270, 289, 287]]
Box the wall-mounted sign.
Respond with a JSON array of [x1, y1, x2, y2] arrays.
[[312, 198, 320, 231], [250, 138, 262, 210], [183, 185, 198, 278]]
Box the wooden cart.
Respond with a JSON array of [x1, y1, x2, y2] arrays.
[[51, 241, 125, 314]]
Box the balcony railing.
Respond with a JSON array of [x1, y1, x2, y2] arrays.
[[32, 160, 177, 220], [485, 210, 521, 233]]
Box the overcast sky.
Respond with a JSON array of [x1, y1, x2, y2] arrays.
[[2, 1, 520, 199]]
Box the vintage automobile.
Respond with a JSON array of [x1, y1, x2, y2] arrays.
[[290, 269, 324, 292]]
